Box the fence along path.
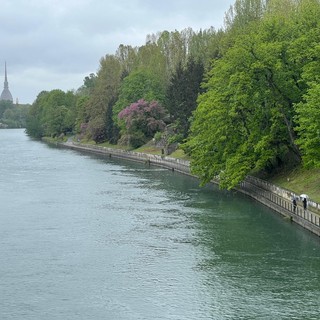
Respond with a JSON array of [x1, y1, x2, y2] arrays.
[[240, 176, 320, 236], [63, 141, 320, 237]]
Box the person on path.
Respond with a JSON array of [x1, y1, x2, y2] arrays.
[[303, 197, 307, 211], [292, 197, 297, 213]]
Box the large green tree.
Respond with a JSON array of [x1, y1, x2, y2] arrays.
[[166, 57, 204, 138], [185, 0, 310, 189], [85, 54, 123, 143], [26, 91, 49, 138], [26, 89, 77, 138], [292, 0, 320, 167], [113, 69, 166, 127]]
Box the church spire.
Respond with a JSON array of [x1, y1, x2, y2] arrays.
[[4, 62, 9, 89], [0, 62, 13, 102]]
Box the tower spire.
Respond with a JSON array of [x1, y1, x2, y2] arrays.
[[0, 61, 13, 102], [4, 62, 8, 89]]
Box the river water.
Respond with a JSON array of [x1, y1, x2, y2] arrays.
[[0, 129, 319, 319]]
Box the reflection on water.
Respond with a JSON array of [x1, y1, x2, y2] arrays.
[[0, 129, 319, 320]]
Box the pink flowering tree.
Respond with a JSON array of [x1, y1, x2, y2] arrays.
[[118, 99, 167, 147]]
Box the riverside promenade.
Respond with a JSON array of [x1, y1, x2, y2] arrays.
[[61, 140, 320, 237]]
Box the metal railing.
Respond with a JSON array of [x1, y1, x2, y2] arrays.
[[240, 178, 320, 228]]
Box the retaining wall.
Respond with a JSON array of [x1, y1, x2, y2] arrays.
[[61, 141, 320, 237], [239, 178, 320, 237], [65, 142, 192, 175]]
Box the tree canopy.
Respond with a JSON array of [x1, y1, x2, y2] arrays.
[[185, 0, 320, 189]]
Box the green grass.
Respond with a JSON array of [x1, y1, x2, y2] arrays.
[[168, 149, 191, 160], [81, 139, 131, 150], [134, 144, 163, 155], [98, 141, 131, 150], [268, 166, 320, 203], [135, 144, 191, 159]]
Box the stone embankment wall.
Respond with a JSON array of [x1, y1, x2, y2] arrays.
[[240, 177, 320, 237], [65, 142, 192, 175], [62, 141, 320, 237]]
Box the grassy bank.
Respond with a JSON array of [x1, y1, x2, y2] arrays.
[[268, 167, 320, 203]]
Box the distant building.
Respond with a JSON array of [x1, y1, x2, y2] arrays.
[[0, 62, 13, 102]]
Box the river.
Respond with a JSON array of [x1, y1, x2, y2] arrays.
[[0, 129, 319, 319]]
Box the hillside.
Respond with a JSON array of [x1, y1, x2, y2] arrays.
[[268, 167, 320, 203]]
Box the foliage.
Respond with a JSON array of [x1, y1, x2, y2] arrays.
[[84, 54, 123, 143], [113, 69, 166, 125], [184, 0, 320, 189], [0, 103, 29, 128], [0, 100, 14, 119], [154, 131, 162, 142], [26, 91, 47, 138], [77, 73, 97, 96], [26, 89, 77, 138], [295, 83, 320, 168], [292, 0, 320, 168], [155, 30, 189, 75], [87, 117, 107, 143], [224, 0, 266, 32], [118, 99, 167, 147], [166, 57, 204, 138], [26, 27, 225, 143]]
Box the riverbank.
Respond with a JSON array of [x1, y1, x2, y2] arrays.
[[57, 139, 320, 237]]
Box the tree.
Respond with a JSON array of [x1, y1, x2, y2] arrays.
[[224, 0, 266, 32], [2, 104, 29, 128], [292, 0, 320, 167], [115, 44, 138, 76], [118, 99, 167, 148], [74, 95, 90, 134], [0, 100, 13, 119], [113, 69, 166, 127], [40, 90, 77, 137], [26, 91, 48, 138], [295, 84, 320, 167], [188, 27, 227, 67], [26, 89, 77, 138], [184, 2, 309, 189], [85, 54, 123, 143], [166, 57, 204, 138], [156, 30, 189, 76]]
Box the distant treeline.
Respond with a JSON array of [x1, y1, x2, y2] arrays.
[[26, 0, 320, 189], [0, 100, 29, 128]]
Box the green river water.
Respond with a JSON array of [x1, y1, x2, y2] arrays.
[[0, 129, 319, 319]]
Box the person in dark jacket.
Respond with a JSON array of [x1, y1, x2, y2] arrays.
[[292, 197, 297, 213], [303, 197, 307, 211]]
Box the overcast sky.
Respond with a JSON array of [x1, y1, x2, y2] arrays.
[[1, 0, 234, 104]]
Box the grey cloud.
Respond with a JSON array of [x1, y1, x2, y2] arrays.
[[0, 0, 234, 104]]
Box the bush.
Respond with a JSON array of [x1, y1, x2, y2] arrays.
[[118, 131, 147, 148]]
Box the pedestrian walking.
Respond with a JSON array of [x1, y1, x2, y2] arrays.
[[303, 197, 307, 211], [292, 197, 297, 213]]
